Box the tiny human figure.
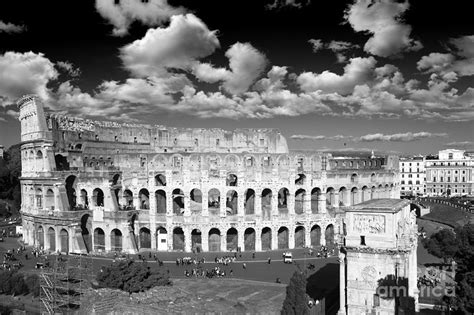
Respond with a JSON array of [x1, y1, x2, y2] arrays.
[[252, 252, 255, 259], [276, 277, 281, 283], [268, 258, 271, 264], [243, 263, 247, 269]]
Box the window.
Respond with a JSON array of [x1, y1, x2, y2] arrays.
[[360, 236, 366, 246], [245, 156, 253, 167], [441, 177, 444, 182], [194, 138, 198, 146], [173, 138, 177, 145], [449, 153, 453, 159], [416, 181, 420, 185], [95, 135, 99, 141], [259, 139, 264, 146], [114, 0, 120, 4], [263, 156, 271, 167], [173, 156, 181, 167], [401, 174, 404, 178], [433, 177, 436, 182], [401, 181, 405, 184], [140, 157, 146, 167], [216, 139, 220, 146], [134, 137, 137, 143], [114, 136, 118, 142]]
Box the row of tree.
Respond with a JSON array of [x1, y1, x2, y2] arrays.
[[0, 270, 40, 297], [0, 144, 21, 217]]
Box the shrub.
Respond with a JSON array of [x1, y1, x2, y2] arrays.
[[97, 259, 171, 293]]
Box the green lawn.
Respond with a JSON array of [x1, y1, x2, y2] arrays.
[[422, 202, 473, 227]]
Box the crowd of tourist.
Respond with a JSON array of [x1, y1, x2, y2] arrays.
[[184, 266, 233, 278]]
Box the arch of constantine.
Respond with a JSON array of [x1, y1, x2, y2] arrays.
[[18, 95, 401, 254]]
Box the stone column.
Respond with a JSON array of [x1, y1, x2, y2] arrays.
[[333, 192, 340, 208], [133, 193, 140, 210], [255, 190, 262, 217], [287, 192, 295, 215], [305, 226, 311, 248], [202, 193, 209, 216], [149, 189, 157, 250], [166, 190, 173, 216], [320, 230, 326, 246], [105, 228, 111, 252], [184, 228, 192, 252], [318, 194, 327, 214], [271, 228, 278, 250], [289, 227, 295, 249], [55, 228, 60, 253], [184, 193, 191, 216], [220, 189, 227, 217], [304, 192, 312, 215], [255, 229, 262, 252], [237, 228, 245, 251], [338, 252, 346, 315], [202, 230, 209, 252], [237, 191, 245, 217], [221, 231, 227, 252], [271, 191, 278, 218], [68, 227, 74, 254]]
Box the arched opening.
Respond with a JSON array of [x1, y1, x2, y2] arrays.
[[311, 188, 321, 213], [295, 173, 306, 185], [278, 226, 289, 249], [190, 188, 202, 213], [93, 188, 104, 207], [208, 189, 220, 215], [138, 189, 149, 209], [384, 184, 390, 198], [65, 175, 77, 209], [262, 189, 272, 218], [244, 189, 255, 214], [112, 174, 121, 186], [156, 227, 168, 251], [173, 189, 184, 215], [339, 187, 347, 206], [277, 188, 289, 214], [295, 226, 305, 248], [351, 173, 358, 183], [35, 188, 43, 209], [295, 188, 305, 214], [81, 214, 92, 252], [59, 229, 69, 253], [326, 187, 335, 207], [208, 228, 221, 252], [310, 225, 321, 247], [155, 174, 166, 186], [244, 228, 255, 251], [48, 227, 56, 252], [226, 228, 238, 251], [370, 173, 376, 182], [261, 227, 272, 251], [362, 186, 369, 202], [173, 227, 184, 250], [226, 190, 238, 215], [155, 190, 166, 214], [191, 229, 202, 252], [325, 224, 335, 248], [377, 184, 383, 199], [123, 189, 133, 209], [36, 150, 43, 159], [44, 189, 54, 210], [139, 227, 151, 249], [226, 173, 238, 186], [350, 187, 358, 205], [37, 226, 44, 249], [111, 229, 122, 252], [55, 154, 70, 171], [411, 204, 421, 217], [94, 228, 105, 252]]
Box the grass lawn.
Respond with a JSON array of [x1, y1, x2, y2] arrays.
[[422, 202, 473, 227]]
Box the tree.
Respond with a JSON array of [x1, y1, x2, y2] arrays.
[[25, 274, 40, 297], [97, 259, 171, 293], [281, 271, 309, 315], [423, 229, 458, 263]]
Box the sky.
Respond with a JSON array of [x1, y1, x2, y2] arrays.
[[0, 0, 472, 154]]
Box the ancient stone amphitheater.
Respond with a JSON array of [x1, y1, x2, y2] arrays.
[[18, 95, 400, 254]]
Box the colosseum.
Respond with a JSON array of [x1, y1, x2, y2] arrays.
[[18, 95, 400, 254]]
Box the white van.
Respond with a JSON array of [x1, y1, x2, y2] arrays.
[[283, 252, 293, 263]]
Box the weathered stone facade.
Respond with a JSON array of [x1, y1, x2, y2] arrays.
[[18, 95, 400, 254]]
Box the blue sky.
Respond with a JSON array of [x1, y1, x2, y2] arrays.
[[0, 0, 472, 154]]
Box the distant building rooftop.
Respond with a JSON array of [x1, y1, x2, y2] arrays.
[[346, 198, 410, 213]]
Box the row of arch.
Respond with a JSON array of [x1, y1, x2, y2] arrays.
[[94, 224, 335, 252], [36, 226, 69, 253]]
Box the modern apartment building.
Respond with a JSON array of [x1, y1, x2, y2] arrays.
[[400, 156, 426, 196]]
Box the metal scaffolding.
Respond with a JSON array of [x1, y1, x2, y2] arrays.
[[40, 254, 92, 314]]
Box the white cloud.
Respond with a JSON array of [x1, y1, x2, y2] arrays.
[[193, 42, 268, 95], [358, 132, 448, 142], [0, 51, 58, 104], [344, 0, 422, 57], [56, 61, 81, 78], [120, 14, 220, 77], [266, 0, 311, 10], [308, 39, 360, 63], [0, 21, 25, 34], [297, 57, 376, 94], [95, 0, 185, 37], [291, 134, 349, 141], [444, 141, 474, 147], [6, 109, 19, 119]]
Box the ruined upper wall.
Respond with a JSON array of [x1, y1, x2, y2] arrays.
[[46, 113, 289, 154]]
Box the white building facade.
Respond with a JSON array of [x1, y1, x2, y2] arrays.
[[399, 156, 426, 196], [425, 149, 474, 197]]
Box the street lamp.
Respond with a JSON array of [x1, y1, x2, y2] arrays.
[[394, 254, 401, 315]]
